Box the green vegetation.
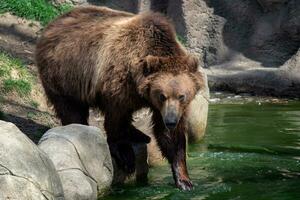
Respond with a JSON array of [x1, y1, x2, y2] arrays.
[[0, 52, 33, 96], [176, 35, 188, 46], [3, 79, 31, 96], [29, 100, 39, 109], [0, 0, 72, 25], [27, 111, 36, 120]]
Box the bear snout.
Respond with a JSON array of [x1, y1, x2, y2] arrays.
[[164, 109, 179, 130]]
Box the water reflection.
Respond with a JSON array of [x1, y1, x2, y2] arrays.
[[196, 103, 300, 153]]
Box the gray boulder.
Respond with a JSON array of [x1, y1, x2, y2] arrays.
[[0, 120, 64, 200], [257, 0, 287, 12], [186, 67, 209, 142], [38, 124, 113, 200]]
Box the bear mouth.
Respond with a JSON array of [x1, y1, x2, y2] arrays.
[[165, 122, 177, 130]]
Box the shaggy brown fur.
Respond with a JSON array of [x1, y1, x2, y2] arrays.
[[35, 6, 204, 190]]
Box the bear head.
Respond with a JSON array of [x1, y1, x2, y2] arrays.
[[136, 54, 204, 131]]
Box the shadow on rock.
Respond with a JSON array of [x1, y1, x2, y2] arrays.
[[2, 114, 50, 143], [204, 0, 299, 68]]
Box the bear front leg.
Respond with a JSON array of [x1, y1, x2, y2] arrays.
[[171, 125, 193, 191], [152, 111, 193, 191]]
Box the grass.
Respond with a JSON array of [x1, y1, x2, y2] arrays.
[[0, 0, 72, 26], [27, 111, 36, 120], [0, 52, 33, 96], [29, 100, 39, 109], [3, 79, 31, 96]]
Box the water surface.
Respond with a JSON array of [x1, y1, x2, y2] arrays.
[[104, 101, 300, 200]]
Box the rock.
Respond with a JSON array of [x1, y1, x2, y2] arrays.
[[257, 0, 287, 12], [0, 120, 64, 200], [52, 0, 88, 5], [186, 92, 208, 142], [94, 0, 141, 13], [167, 0, 226, 68], [283, 49, 300, 72], [53, 0, 142, 13], [38, 124, 113, 200], [186, 67, 209, 142], [282, 0, 300, 41], [208, 67, 299, 97]]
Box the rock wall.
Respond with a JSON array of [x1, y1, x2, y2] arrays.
[[166, 0, 300, 97]]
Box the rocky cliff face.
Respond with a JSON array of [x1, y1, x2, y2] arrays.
[[166, 0, 300, 97]]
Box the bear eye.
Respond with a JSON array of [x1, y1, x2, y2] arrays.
[[178, 94, 186, 102], [159, 94, 167, 102]]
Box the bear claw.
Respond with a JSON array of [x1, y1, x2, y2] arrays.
[[176, 179, 194, 191]]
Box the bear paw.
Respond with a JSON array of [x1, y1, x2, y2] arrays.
[[176, 179, 194, 191]]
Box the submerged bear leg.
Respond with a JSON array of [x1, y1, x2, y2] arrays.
[[48, 94, 89, 125], [152, 111, 193, 191]]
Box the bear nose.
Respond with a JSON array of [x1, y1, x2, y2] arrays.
[[165, 112, 178, 130]]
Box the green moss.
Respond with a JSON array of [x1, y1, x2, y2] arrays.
[[0, 0, 72, 26], [27, 111, 36, 119], [29, 100, 39, 109], [0, 52, 23, 78]]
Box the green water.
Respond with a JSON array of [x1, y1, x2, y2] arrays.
[[104, 102, 300, 200]]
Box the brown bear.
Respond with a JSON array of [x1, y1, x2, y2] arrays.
[[35, 6, 204, 191]]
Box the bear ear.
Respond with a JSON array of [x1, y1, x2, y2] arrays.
[[142, 55, 161, 76], [186, 54, 199, 72], [137, 78, 151, 98]]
